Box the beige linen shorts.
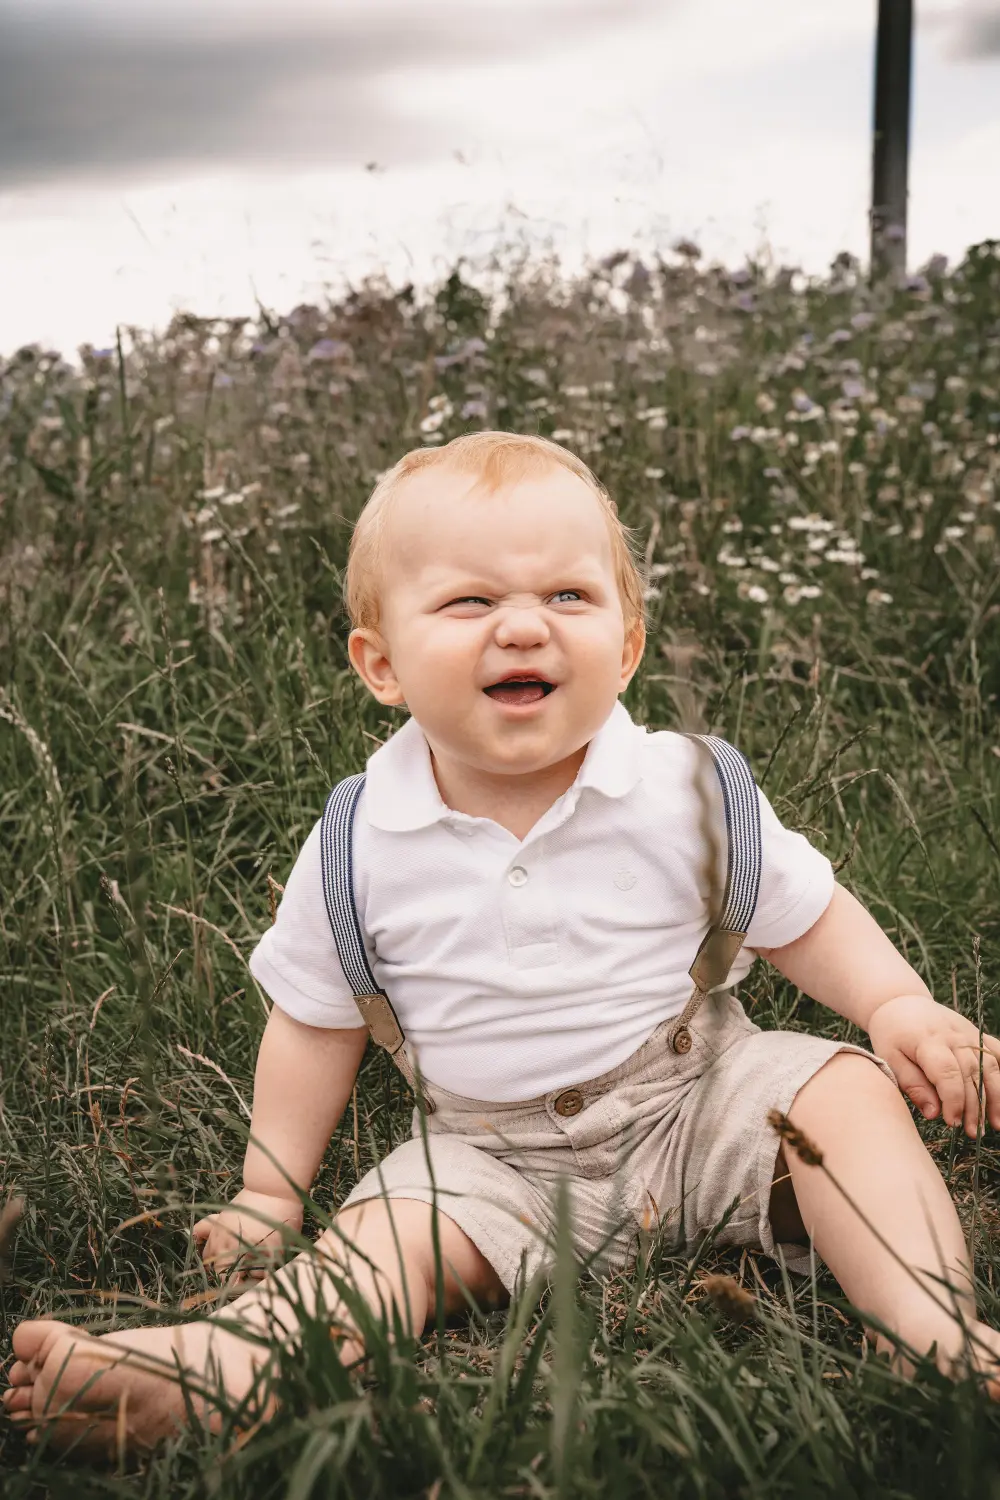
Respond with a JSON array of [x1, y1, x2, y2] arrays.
[[340, 993, 894, 1294]]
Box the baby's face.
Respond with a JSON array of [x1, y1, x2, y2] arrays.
[[349, 465, 644, 780]]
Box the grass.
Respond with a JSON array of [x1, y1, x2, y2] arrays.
[[2, 236, 1000, 1496]]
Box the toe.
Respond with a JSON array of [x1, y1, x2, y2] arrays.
[[5, 1358, 35, 1387], [12, 1318, 77, 1368], [4, 1384, 35, 1414]]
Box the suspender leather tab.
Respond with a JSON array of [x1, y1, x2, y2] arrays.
[[353, 992, 406, 1055], [688, 928, 748, 997]]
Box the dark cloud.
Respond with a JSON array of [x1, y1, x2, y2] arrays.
[[0, 0, 657, 189]]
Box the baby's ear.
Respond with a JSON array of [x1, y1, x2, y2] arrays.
[[348, 629, 405, 705], [620, 620, 646, 685]]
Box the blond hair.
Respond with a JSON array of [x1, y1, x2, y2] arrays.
[[344, 431, 646, 635]]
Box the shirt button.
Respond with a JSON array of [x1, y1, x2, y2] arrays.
[[508, 866, 528, 887], [554, 1088, 584, 1117]]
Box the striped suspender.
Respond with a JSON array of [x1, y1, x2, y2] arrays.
[[318, 773, 425, 1102], [668, 733, 763, 1054], [318, 731, 763, 1085]]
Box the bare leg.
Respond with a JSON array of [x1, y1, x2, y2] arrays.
[[2, 1198, 504, 1461], [219, 1194, 505, 1366], [776, 1052, 1000, 1383]]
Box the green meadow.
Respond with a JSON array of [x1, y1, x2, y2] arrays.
[[3, 240, 1000, 1496]]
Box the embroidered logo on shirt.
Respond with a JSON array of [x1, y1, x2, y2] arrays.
[[614, 868, 638, 891]]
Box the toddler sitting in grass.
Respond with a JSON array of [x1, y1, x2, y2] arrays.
[[7, 430, 1000, 1459]]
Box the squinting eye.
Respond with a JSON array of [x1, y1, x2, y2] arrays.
[[449, 596, 491, 607], [551, 590, 582, 603]]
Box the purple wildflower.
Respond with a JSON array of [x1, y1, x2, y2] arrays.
[[308, 338, 351, 361]]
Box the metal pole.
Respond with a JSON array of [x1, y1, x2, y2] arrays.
[[870, 0, 914, 280]]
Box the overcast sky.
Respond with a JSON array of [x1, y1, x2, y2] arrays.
[[2, 0, 999, 354]]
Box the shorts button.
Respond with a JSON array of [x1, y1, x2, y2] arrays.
[[671, 1026, 693, 1055], [554, 1087, 584, 1117]]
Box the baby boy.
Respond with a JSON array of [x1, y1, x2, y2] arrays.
[[6, 430, 1000, 1459]]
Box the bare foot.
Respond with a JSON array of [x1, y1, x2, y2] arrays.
[[2, 1314, 276, 1462], [951, 1318, 1000, 1395], [879, 1315, 1000, 1394]]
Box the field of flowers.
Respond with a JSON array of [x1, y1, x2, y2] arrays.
[[2, 238, 1000, 1497]]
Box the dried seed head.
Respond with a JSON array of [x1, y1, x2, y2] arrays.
[[699, 1273, 757, 1324], [767, 1108, 824, 1167]]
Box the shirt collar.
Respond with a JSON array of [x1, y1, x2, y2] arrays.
[[575, 699, 645, 800], [364, 715, 446, 832], [363, 698, 645, 833]]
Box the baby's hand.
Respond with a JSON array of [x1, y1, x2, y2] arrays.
[[192, 1187, 304, 1282], [867, 993, 1000, 1137]]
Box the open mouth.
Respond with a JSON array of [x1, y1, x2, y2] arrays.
[[483, 676, 557, 706]]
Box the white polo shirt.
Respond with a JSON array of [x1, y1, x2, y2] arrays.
[[248, 702, 835, 1102]]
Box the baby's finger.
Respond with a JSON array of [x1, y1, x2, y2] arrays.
[[914, 1041, 966, 1128], [191, 1216, 215, 1244], [953, 1044, 1000, 1134], [958, 1046, 1000, 1134], [962, 1068, 986, 1139], [201, 1232, 240, 1271], [227, 1241, 278, 1282], [981, 1050, 1000, 1130], [886, 1052, 940, 1119], [964, 1047, 1000, 1131], [221, 1258, 255, 1284]]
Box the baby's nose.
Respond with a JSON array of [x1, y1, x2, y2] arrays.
[[493, 603, 550, 646]]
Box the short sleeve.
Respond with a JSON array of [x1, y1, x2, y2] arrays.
[[248, 820, 367, 1029], [743, 783, 835, 951]]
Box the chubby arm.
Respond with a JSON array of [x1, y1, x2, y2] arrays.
[[755, 882, 931, 1029], [193, 1008, 368, 1276], [243, 1006, 369, 1199], [757, 882, 1000, 1136]]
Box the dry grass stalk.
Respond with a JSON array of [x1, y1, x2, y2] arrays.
[[0, 686, 63, 801], [767, 1108, 825, 1167], [267, 874, 284, 925], [176, 1042, 252, 1120]]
